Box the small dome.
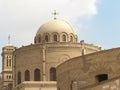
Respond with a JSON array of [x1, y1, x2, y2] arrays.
[[5, 44, 13, 47], [36, 19, 76, 36], [2, 44, 16, 52], [34, 19, 78, 44]]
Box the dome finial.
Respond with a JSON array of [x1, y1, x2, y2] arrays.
[[52, 10, 58, 20]]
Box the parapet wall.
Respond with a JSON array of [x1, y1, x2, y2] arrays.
[[57, 47, 120, 90]]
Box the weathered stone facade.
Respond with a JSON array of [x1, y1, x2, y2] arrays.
[[13, 41, 101, 87], [1, 45, 16, 90], [13, 81, 57, 90], [1, 19, 101, 90], [57, 48, 120, 90], [81, 76, 120, 90]]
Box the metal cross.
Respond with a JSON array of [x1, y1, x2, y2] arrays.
[[52, 10, 58, 20]]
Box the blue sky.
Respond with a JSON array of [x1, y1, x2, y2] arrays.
[[0, 0, 120, 72], [76, 0, 120, 49]]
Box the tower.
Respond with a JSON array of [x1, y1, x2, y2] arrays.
[[1, 44, 16, 90]]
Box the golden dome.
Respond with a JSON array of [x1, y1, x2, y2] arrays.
[[36, 19, 76, 36], [34, 19, 78, 44]]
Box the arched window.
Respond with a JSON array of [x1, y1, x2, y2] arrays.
[[62, 35, 66, 42], [39, 37, 41, 43], [25, 70, 30, 81], [70, 36, 73, 42], [6, 75, 8, 79], [9, 59, 11, 66], [45, 35, 49, 42], [54, 34, 57, 42], [9, 75, 11, 79], [50, 67, 56, 81], [7, 59, 8, 67], [18, 72, 21, 84], [34, 69, 41, 81]]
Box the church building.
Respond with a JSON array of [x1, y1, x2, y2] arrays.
[[1, 15, 101, 90]]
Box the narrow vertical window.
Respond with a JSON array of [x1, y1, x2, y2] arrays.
[[7, 59, 9, 67], [70, 36, 73, 42], [34, 69, 41, 81], [62, 35, 66, 42], [18, 72, 21, 84], [25, 70, 30, 81], [39, 37, 41, 43], [50, 67, 56, 81], [9, 75, 11, 79], [6, 75, 8, 79], [9, 59, 11, 66], [45, 35, 49, 42], [54, 34, 57, 42]]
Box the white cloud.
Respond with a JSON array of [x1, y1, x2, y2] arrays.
[[0, 0, 98, 46], [0, 0, 97, 20]]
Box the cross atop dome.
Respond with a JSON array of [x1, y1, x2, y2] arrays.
[[52, 10, 59, 20]]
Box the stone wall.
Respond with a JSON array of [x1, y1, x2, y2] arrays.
[[13, 42, 101, 87], [81, 76, 120, 90], [57, 47, 120, 90], [13, 81, 57, 90]]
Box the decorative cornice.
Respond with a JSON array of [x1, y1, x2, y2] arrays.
[[2, 71, 12, 73], [13, 81, 57, 90]]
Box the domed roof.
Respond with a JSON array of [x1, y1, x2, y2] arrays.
[[2, 44, 16, 51], [36, 19, 76, 36]]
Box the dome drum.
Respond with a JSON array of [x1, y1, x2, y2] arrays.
[[35, 33, 77, 44]]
